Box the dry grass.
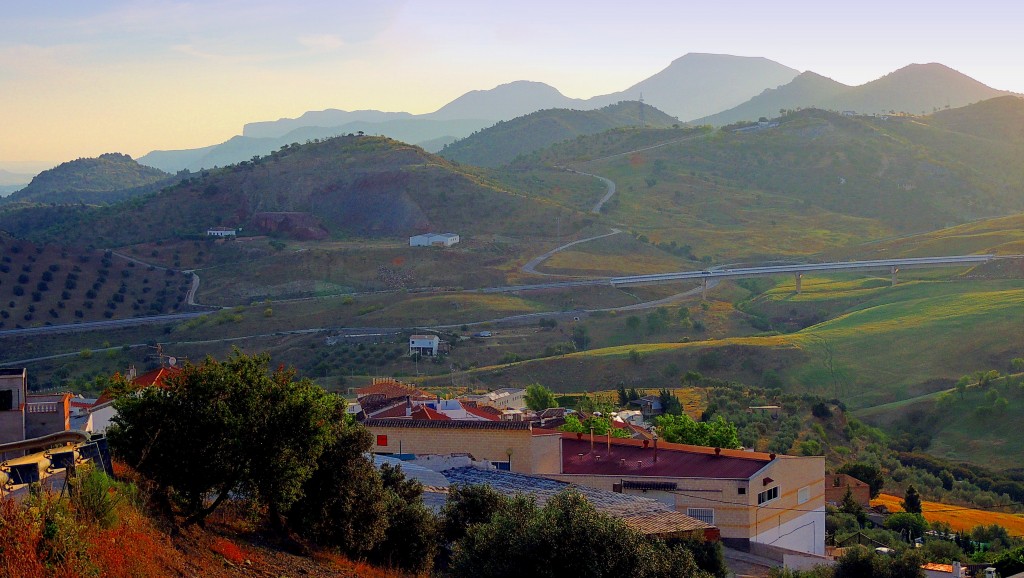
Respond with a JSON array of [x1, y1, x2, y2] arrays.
[[872, 494, 1024, 536]]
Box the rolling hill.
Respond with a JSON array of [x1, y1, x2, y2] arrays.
[[524, 107, 1024, 239], [925, 95, 1024, 142], [439, 101, 680, 167], [697, 71, 850, 126], [29, 135, 589, 248], [2, 153, 173, 206], [701, 63, 1014, 125]]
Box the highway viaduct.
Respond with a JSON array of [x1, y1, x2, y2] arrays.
[[483, 254, 1006, 298]]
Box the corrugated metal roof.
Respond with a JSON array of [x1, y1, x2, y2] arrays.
[[441, 467, 712, 536], [373, 455, 450, 487]]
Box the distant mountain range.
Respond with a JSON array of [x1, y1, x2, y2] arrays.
[[121, 54, 1016, 174], [2, 153, 173, 206], [0, 169, 33, 197], [698, 63, 1014, 126], [585, 53, 800, 121], [439, 101, 679, 167]]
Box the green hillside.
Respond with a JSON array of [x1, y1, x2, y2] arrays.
[[21, 135, 591, 247], [3, 153, 172, 205], [439, 101, 679, 167], [525, 109, 1024, 247], [700, 63, 1012, 126]]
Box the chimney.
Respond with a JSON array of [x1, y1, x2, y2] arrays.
[[953, 562, 961, 578], [607, 429, 611, 454], [653, 434, 659, 463], [620, 458, 626, 468], [715, 447, 722, 456], [590, 427, 595, 452], [636, 460, 642, 469]]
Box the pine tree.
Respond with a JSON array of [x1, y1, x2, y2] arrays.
[[902, 484, 923, 514]]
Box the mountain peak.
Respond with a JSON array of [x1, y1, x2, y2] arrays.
[[427, 81, 585, 121]]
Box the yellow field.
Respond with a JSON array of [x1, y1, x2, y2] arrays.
[[872, 494, 1024, 536]]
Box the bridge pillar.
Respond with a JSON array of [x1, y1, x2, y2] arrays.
[[891, 266, 899, 286], [702, 278, 708, 300], [794, 273, 803, 294]]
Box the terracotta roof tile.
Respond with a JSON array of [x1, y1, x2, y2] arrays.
[[357, 379, 432, 401], [410, 405, 451, 421], [365, 418, 530, 431], [560, 434, 771, 479], [463, 405, 501, 421]]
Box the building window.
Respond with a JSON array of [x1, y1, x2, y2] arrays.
[[737, 487, 746, 495], [758, 486, 779, 505], [687, 508, 715, 525], [376, 434, 388, 446], [0, 390, 12, 411], [798, 486, 810, 504], [492, 461, 511, 471]]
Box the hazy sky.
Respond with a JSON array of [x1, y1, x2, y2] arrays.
[[3, 0, 1022, 170]]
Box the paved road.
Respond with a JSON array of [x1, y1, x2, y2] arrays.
[[521, 228, 622, 275], [0, 312, 207, 338], [574, 171, 616, 214], [484, 254, 1002, 293]]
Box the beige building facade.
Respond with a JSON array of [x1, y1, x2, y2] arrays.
[[364, 420, 825, 555]]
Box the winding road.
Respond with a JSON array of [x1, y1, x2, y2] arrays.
[[521, 228, 622, 275], [0, 134, 1012, 346]]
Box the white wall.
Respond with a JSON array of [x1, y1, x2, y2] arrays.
[[753, 506, 825, 556]]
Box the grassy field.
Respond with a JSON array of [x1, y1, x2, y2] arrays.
[[539, 233, 692, 276], [872, 494, 1024, 536]]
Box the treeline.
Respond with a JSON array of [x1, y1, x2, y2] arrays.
[[897, 452, 1024, 506]]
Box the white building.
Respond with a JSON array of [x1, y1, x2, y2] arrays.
[[207, 227, 237, 237], [409, 334, 441, 356], [462, 388, 527, 410], [409, 232, 459, 247]]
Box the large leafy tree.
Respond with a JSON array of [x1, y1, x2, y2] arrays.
[[108, 350, 340, 525], [287, 417, 389, 555], [656, 414, 741, 449], [525, 383, 557, 411], [836, 463, 884, 499], [450, 489, 711, 578]]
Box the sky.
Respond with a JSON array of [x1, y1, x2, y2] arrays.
[[2, 0, 1022, 171]]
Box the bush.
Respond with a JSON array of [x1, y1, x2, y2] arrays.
[[450, 490, 710, 578], [69, 465, 137, 529]]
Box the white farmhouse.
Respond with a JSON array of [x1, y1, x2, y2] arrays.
[[409, 334, 441, 357], [409, 232, 459, 247], [207, 227, 237, 237]]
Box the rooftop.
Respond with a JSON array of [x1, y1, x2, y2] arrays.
[[409, 405, 451, 421], [559, 434, 772, 480], [356, 378, 431, 401], [364, 418, 531, 431], [442, 466, 713, 536]]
